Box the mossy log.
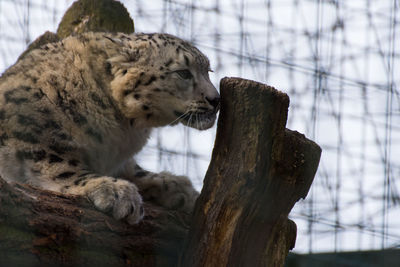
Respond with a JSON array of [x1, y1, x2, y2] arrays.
[[57, 0, 134, 38], [19, 0, 134, 60]]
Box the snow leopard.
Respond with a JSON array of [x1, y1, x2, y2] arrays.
[[0, 32, 220, 224]]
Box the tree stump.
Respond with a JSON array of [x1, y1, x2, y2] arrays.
[[180, 78, 321, 267]]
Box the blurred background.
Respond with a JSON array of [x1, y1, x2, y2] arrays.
[[0, 0, 399, 258]]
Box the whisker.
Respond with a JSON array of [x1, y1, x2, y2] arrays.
[[196, 113, 200, 129], [168, 110, 191, 126], [187, 112, 194, 127]]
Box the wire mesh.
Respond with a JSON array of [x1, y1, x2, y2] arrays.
[[0, 0, 399, 253]]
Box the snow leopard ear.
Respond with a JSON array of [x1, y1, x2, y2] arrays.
[[106, 38, 150, 76], [107, 48, 140, 65], [106, 47, 142, 76]]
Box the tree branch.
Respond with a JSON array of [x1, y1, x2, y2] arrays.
[[0, 176, 189, 266]]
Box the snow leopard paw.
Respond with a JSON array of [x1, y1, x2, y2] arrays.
[[71, 177, 144, 224], [138, 172, 199, 213]]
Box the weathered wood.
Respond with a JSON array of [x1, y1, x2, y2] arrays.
[[180, 77, 321, 267], [0, 176, 189, 267]]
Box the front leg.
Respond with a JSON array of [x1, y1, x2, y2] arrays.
[[1, 145, 144, 224], [65, 173, 144, 224], [118, 159, 199, 214]]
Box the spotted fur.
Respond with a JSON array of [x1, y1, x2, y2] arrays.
[[0, 32, 219, 224]]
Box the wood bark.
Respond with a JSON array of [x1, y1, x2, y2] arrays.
[[0, 176, 190, 266], [180, 77, 321, 267]]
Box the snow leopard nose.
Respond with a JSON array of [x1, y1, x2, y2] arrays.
[[206, 96, 220, 109]]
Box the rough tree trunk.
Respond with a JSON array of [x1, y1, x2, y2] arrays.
[[180, 78, 321, 267]]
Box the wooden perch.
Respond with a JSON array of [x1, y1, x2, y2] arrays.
[[0, 176, 190, 266], [180, 78, 321, 267]]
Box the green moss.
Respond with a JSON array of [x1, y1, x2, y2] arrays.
[[0, 224, 34, 243], [75, 249, 122, 266], [57, 0, 134, 38], [33, 242, 123, 266], [0, 252, 40, 267], [0, 225, 39, 266]]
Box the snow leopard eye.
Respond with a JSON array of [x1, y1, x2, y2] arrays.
[[176, 69, 193, 80]]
